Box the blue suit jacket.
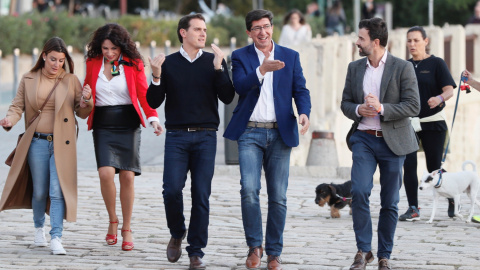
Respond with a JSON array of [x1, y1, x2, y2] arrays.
[[224, 43, 311, 147]]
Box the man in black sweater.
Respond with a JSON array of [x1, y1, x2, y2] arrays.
[[146, 13, 235, 270]]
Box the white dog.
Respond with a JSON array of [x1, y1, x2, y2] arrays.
[[419, 161, 480, 223]]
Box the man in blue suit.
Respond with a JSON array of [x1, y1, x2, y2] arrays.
[[224, 9, 311, 270]]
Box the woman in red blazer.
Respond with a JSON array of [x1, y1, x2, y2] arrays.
[[84, 23, 163, 251]]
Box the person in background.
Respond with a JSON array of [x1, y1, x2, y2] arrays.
[[278, 9, 312, 48], [462, 69, 480, 224], [83, 23, 163, 252], [0, 37, 93, 255], [34, 0, 50, 12], [306, 0, 321, 17], [326, 0, 347, 36], [224, 9, 311, 270], [341, 18, 420, 270], [400, 26, 456, 222], [361, 0, 376, 19], [467, 1, 480, 24], [463, 69, 480, 90], [146, 14, 235, 270]]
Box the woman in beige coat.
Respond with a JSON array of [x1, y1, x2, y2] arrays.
[[0, 37, 93, 255]]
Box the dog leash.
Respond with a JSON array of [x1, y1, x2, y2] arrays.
[[436, 73, 471, 188], [434, 170, 444, 188], [440, 73, 470, 169]]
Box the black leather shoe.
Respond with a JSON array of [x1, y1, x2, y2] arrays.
[[189, 256, 206, 270], [167, 231, 186, 263], [350, 250, 374, 270], [378, 257, 392, 270]]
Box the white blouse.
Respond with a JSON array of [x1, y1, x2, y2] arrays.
[[95, 59, 132, 107], [278, 24, 312, 48]]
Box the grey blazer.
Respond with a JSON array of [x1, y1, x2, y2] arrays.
[[340, 52, 420, 156]]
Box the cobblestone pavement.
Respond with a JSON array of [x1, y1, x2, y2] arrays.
[[0, 169, 479, 270], [0, 106, 480, 269]]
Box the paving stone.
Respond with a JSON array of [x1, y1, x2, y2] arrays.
[[1, 106, 480, 269]]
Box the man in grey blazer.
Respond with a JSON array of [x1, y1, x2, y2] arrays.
[[341, 18, 420, 270]]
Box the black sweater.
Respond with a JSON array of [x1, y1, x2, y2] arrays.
[[146, 51, 235, 129]]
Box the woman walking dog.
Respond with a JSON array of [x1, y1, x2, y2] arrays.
[[400, 26, 456, 221]]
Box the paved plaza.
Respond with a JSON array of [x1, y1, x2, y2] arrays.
[[0, 105, 479, 269], [0, 169, 479, 270]]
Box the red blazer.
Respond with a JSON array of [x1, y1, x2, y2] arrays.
[[84, 56, 158, 130]]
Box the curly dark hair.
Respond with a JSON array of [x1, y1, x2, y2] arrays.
[[85, 23, 143, 69], [31, 36, 74, 73]]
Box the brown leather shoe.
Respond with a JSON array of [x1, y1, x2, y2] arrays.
[[189, 256, 206, 270], [166, 231, 186, 263], [267, 255, 282, 270], [349, 250, 374, 270], [378, 257, 392, 270], [246, 246, 263, 269]]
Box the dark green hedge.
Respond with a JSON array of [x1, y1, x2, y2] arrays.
[[0, 12, 325, 56]]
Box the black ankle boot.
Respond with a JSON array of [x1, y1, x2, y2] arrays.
[[448, 198, 455, 218]]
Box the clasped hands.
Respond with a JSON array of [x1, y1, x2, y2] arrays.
[[359, 93, 381, 117]]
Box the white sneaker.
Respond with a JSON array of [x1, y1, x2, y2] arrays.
[[50, 237, 66, 255], [34, 227, 47, 247]]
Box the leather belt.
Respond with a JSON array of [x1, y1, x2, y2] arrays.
[[247, 121, 278, 129], [168, 128, 217, 132], [358, 129, 383, 137], [33, 133, 53, 141]]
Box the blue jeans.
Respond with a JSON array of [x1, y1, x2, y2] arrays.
[[349, 131, 404, 259], [27, 134, 65, 239], [238, 127, 291, 256], [162, 130, 217, 258]]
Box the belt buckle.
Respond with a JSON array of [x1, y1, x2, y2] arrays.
[[187, 128, 195, 132], [47, 135, 53, 141], [375, 130, 382, 137]]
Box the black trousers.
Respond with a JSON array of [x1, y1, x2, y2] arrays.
[[403, 129, 447, 208]]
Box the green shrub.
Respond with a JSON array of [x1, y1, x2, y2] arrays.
[[211, 15, 248, 46], [117, 15, 179, 47], [0, 13, 49, 55], [76, 17, 106, 52], [307, 16, 326, 38], [0, 13, 281, 56]]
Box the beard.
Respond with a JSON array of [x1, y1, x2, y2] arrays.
[[358, 45, 370, 57]]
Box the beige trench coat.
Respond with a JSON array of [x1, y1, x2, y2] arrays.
[[0, 69, 92, 222]]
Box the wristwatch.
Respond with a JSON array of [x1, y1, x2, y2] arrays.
[[215, 66, 224, 73], [83, 96, 91, 103]]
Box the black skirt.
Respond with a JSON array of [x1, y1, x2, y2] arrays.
[[92, 105, 142, 176]]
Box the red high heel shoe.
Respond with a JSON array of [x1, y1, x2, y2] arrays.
[[105, 220, 118, 245], [121, 229, 134, 251]]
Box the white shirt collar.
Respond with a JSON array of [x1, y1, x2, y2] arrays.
[[180, 46, 203, 62], [254, 41, 275, 58], [366, 50, 388, 68]]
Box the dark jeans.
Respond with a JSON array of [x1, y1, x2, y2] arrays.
[[162, 130, 217, 258], [403, 130, 446, 207], [350, 131, 405, 259]]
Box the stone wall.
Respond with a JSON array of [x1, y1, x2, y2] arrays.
[[294, 24, 480, 178], [2, 25, 480, 175]]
